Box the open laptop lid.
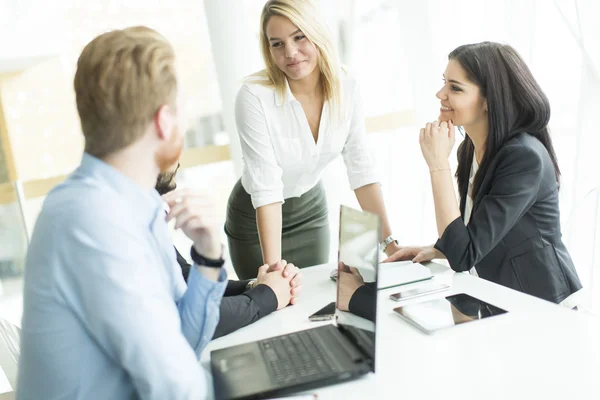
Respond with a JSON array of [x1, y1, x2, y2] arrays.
[[335, 205, 380, 372]]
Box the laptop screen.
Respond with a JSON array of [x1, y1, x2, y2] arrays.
[[336, 205, 380, 370]]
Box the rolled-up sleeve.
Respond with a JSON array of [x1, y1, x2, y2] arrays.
[[236, 85, 284, 208], [342, 81, 379, 190]]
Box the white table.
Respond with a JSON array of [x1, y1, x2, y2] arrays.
[[202, 262, 600, 400]]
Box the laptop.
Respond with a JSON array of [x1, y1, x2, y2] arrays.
[[210, 205, 380, 399]]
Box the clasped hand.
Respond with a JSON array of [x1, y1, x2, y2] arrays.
[[256, 260, 304, 310]]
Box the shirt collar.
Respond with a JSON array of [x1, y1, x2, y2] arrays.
[[274, 78, 297, 106], [77, 153, 163, 224]]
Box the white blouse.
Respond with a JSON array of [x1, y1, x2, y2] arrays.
[[463, 156, 479, 226], [235, 72, 379, 209], [464, 156, 479, 277]]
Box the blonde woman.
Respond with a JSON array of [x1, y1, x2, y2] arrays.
[[225, 0, 399, 279]]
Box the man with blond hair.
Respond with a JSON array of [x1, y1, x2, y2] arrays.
[[18, 26, 231, 399]]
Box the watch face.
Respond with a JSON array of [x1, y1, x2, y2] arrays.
[[246, 280, 257, 291]]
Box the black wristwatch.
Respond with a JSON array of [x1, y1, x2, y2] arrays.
[[190, 245, 225, 268]]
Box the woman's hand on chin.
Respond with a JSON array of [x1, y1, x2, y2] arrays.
[[419, 120, 456, 171]]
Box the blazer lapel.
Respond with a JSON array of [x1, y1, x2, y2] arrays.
[[472, 158, 499, 215]]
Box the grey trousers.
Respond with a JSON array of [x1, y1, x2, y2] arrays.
[[225, 179, 330, 280]]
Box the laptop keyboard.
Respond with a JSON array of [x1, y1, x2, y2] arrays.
[[259, 329, 338, 385]]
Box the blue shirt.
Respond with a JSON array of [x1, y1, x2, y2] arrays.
[[17, 153, 227, 400]]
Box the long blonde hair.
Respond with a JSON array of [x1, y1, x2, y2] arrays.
[[252, 0, 341, 114]]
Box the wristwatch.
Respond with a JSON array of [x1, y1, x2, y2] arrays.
[[190, 245, 225, 268], [245, 279, 257, 291], [381, 235, 398, 253]]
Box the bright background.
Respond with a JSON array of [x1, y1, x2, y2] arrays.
[[0, 0, 598, 332]]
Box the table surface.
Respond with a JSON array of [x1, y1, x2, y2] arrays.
[[201, 262, 600, 400]]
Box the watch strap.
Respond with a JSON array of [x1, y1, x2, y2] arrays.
[[190, 245, 225, 268], [381, 235, 397, 252]]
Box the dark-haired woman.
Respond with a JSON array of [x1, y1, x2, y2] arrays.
[[385, 42, 582, 307]]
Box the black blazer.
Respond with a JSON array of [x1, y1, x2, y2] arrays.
[[174, 247, 277, 339], [348, 282, 376, 322], [435, 133, 582, 304]]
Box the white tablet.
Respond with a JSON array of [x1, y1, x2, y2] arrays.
[[393, 293, 508, 334]]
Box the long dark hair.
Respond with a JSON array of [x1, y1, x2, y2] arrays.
[[450, 42, 561, 201]]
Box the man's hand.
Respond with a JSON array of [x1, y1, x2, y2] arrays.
[[265, 260, 304, 305], [337, 266, 365, 312], [162, 189, 222, 259], [255, 262, 302, 310]]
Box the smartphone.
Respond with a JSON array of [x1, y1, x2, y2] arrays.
[[389, 283, 450, 301], [309, 302, 336, 321], [329, 269, 338, 282]]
